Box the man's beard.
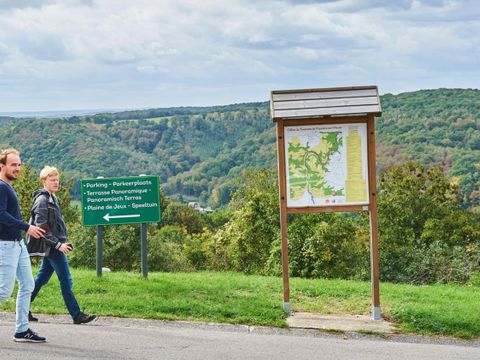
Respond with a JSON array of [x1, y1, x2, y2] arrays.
[[6, 173, 18, 181]]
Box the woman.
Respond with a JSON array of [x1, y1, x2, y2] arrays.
[[28, 166, 96, 324]]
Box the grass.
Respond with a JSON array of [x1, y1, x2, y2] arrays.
[[1, 269, 479, 339], [382, 282, 480, 339]]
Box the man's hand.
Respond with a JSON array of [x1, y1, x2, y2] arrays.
[[27, 225, 46, 239], [58, 243, 72, 254]]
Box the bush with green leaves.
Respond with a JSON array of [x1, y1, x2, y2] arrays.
[[404, 241, 480, 284], [183, 228, 216, 270], [160, 201, 207, 234], [12, 165, 41, 222], [15, 161, 480, 285], [69, 223, 143, 271], [378, 161, 480, 283], [214, 169, 279, 274], [68, 223, 97, 268], [147, 225, 190, 272], [286, 213, 370, 279], [213, 170, 371, 279]]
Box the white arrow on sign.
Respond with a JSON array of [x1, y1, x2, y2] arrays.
[[103, 213, 141, 222]]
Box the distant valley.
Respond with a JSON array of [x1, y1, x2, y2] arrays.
[[0, 89, 478, 209]]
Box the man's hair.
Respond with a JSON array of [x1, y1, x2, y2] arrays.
[[40, 166, 59, 181], [0, 148, 20, 165]]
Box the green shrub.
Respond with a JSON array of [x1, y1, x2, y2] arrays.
[[469, 271, 480, 287], [215, 169, 279, 274], [405, 242, 480, 284], [184, 228, 216, 270], [148, 225, 190, 272], [68, 223, 96, 269], [288, 213, 369, 279]]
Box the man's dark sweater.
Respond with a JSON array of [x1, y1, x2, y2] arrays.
[[0, 180, 29, 240]]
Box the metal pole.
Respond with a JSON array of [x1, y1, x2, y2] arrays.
[[96, 225, 104, 277], [141, 223, 148, 278]]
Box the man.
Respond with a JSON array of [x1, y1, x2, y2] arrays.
[[0, 148, 47, 342]]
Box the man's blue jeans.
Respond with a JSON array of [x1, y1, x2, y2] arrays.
[[31, 248, 81, 320], [0, 239, 34, 333]]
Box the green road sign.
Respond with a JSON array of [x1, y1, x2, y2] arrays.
[[81, 176, 161, 226]]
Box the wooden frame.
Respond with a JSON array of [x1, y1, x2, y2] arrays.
[[272, 86, 382, 320]]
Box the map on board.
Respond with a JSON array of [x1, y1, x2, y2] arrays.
[[284, 123, 369, 207]]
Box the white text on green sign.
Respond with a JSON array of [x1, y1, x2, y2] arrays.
[[81, 176, 161, 226]]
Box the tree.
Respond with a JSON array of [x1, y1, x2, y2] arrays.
[[285, 213, 369, 279], [148, 225, 189, 272], [377, 161, 480, 283], [161, 202, 206, 234], [13, 165, 41, 222], [183, 228, 216, 270], [215, 169, 279, 274]]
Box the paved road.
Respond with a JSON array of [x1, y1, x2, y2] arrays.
[[1, 312, 479, 360]]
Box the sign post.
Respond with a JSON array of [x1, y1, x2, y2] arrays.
[[80, 176, 161, 277], [140, 223, 148, 278], [271, 86, 382, 319], [96, 225, 104, 277]]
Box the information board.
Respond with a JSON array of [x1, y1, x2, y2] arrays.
[[284, 123, 369, 207], [81, 176, 161, 226]]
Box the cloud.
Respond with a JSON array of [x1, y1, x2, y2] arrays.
[[0, 0, 53, 10], [0, 0, 93, 10], [0, 0, 478, 111]]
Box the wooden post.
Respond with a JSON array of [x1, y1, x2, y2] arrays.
[[367, 115, 381, 320], [276, 120, 290, 314]]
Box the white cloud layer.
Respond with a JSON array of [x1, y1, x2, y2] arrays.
[[0, 0, 478, 111]]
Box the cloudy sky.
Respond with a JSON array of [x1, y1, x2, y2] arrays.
[[0, 0, 478, 112]]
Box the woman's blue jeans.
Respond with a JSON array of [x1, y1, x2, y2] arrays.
[[31, 248, 81, 320]]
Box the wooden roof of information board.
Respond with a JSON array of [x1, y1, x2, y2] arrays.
[[270, 86, 382, 121]]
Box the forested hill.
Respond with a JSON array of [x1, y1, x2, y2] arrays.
[[0, 88, 478, 208]]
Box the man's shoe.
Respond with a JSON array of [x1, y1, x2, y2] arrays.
[[73, 312, 97, 324], [28, 311, 38, 322], [13, 328, 46, 343]]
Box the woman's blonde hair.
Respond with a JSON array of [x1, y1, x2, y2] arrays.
[[39, 166, 59, 181]]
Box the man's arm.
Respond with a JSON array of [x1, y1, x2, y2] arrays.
[[0, 186, 45, 238], [0, 186, 29, 231]]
